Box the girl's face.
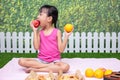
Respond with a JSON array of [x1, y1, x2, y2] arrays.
[[37, 8, 50, 28]]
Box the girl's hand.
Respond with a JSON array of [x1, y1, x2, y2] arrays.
[[64, 27, 74, 38], [30, 21, 38, 31]]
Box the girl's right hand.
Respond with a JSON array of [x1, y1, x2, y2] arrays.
[[30, 21, 38, 31]]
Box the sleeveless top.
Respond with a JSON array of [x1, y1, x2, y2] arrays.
[[38, 28, 61, 62]]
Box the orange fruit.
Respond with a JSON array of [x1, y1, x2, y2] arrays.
[[99, 68, 106, 72], [64, 24, 73, 33], [104, 69, 112, 76], [85, 68, 94, 77], [98, 68, 106, 74], [94, 69, 104, 79]]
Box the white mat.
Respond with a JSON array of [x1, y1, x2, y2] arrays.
[[0, 58, 120, 80]]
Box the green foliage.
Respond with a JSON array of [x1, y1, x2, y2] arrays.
[[0, 0, 120, 32]]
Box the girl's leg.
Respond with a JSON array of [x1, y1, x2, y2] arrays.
[[26, 62, 70, 73], [18, 58, 51, 68]]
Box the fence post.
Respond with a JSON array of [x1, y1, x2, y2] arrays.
[[118, 32, 120, 53], [81, 32, 86, 52], [75, 32, 80, 52], [111, 32, 117, 53], [105, 32, 110, 53], [31, 32, 36, 53], [99, 32, 104, 53], [12, 32, 17, 52], [87, 32, 92, 52], [0, 32, 5, 52], [18, 32, 23, 53], [69, 33, 74, 52], [93, 32, 98, 52], [24, 32, 30, 53], [6, 32, 11, 52]]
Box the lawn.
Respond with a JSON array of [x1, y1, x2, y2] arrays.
[[0, 53, 120, 68]]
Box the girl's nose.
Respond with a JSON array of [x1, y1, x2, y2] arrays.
[[37, 15, 40, 19]]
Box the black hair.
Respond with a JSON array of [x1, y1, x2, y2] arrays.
[[39, 5, 58, 28]]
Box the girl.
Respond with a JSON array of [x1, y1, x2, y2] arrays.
[[18, 5, 73, 73]]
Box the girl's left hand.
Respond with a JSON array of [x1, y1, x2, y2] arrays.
[[64, 27, 74, 37]]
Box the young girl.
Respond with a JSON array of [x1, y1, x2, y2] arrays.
[[18, 5, 73, 73]]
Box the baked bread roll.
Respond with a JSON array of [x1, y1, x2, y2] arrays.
[[25, 70, 38, 80], [57, 70, 84, 80]]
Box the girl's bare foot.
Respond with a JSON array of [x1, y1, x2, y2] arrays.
[[25, 68, 36, 73]]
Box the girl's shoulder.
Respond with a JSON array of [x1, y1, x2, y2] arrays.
[[53, 27, 58, 30], [55, 28, 62, 36], [54, 28, 61, 33]]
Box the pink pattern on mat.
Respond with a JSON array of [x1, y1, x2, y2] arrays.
[[0, 58, 120, 80]]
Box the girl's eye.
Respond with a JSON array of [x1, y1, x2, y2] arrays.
[[40, 13, 42, 15]]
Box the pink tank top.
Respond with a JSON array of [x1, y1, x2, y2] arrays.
[[38, 28, 61, 62]]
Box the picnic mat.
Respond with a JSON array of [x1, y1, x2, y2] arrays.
[[0, 58, 120, 80]]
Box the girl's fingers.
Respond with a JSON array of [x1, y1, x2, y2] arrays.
[[64, 27, 74, 37], [30, 21, 38, 31]]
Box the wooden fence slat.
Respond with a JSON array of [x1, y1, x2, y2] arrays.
[[6, 32, 11, 52], [12, 32, 17, 52], [93, 32, 98, 52], [75, 32, 80, 52], [31, 32, 36, 53], [0, 32, 5, 52], [111, 32, 116, 53], [81, 32, 86, 52], [99, 32, 104, 52], [69, 33, 74, 52], [118, 32, 120, 52], [18, 32, 23, 53], [106, 32, 110, 52], [25, 32, 30, 53], [87, 32, 92, 52]]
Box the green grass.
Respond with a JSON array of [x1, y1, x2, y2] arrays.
[[0, 53, 120, 68]]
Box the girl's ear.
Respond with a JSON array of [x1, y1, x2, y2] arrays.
[[47, 16, 52, 22]]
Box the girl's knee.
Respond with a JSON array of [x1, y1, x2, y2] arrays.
[[55, 62, 70, 73], [62, 64, 70, 72], [18, 58, 25, 66]]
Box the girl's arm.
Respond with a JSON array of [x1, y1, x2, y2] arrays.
[[33, 31, 40, 50], [30, 21, 40, 50], [57, 30, 72, 53]]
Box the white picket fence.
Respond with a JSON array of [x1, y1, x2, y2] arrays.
[[0, 32, 120, 53]]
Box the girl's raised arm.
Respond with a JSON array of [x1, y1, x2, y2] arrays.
[[30, 21, 40, 50], [57, 30, 72, 53]]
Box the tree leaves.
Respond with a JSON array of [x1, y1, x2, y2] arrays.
[[0, 0, 120, 33]]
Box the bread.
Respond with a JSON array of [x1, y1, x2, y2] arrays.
[[38, 75, 45, 80], [25, 70, 85, 80], [57, 70, 84, 80], [25, 71, 38, 80]]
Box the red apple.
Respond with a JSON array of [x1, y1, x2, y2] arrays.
[[32, 20, 40, 28]]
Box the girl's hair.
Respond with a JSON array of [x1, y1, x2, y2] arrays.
[[39, 5, 58, 28]]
